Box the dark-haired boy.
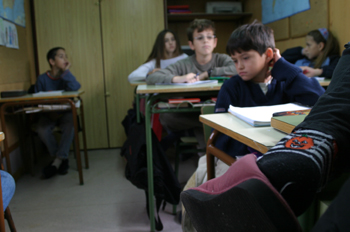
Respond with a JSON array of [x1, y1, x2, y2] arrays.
[[214, 21, 325, 158], [146, 19, 237, 152], [181, 23, 344, 232], [35, 47, 81, 179]]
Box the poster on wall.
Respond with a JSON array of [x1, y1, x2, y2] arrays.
[[3, 20, 18, 49], [262, 0, 310, 24], [0, 18, 5, 46], [0, 0, 25, 27]]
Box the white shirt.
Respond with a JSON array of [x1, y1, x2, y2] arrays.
[[128, 53, 188, 82]]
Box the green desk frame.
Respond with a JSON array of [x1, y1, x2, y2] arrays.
[[138, 84, 221, 232]]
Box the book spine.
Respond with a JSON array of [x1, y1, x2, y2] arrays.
[[168, 98, 200, 104], [167, 5, 190, 9]]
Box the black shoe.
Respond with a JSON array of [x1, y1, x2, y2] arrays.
[[41, 162, 57, 179], [58, 159, 69, 175]]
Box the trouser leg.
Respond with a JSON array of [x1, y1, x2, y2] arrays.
[[36, 114, 58, 157], [56, 112, 74, 159]]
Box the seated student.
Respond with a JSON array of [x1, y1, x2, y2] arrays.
[[146, 19, 236, 85], [282, 28, 340, 79], [128, 29, 188, 82], [181, 42, 350, 232], [146, 19, 237, 152], [1, 170, 15, 211], [214, 20, 325, 159], [34, 47, 81, 179]]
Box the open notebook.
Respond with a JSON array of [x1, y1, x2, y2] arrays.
[[228, 103, 310, 127]]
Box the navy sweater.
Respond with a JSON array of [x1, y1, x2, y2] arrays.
[[35, 70, 81, 92], [215, 57, 325, 157]]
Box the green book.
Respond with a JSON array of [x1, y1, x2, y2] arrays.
[[271, 115, 307, 134]]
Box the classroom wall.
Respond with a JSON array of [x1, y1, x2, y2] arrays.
[[243, 0, 350, 54], [0, 0, 36, 178]]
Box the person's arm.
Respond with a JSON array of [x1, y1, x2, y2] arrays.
[[34, 74, 45, 92], [128, 60, 156, 82], [61, 70, 81, 91], [321, 55, 340, 78], [215, 77, 240, 113], [210, 54, 237, 77], [281, 46, 304, 64], [146, 58, 191, 85], [272, 57, 325, 106]]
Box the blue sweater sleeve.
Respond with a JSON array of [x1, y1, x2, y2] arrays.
[[61, 70, 81, 91], [271, 58, 325, 106]]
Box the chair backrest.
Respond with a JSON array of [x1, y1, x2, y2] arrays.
[[201, 105, 215, 144]]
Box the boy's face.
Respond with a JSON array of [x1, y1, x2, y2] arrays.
[[188, 29, 217, 56], [49, 49, 69, 70], [230, 49, 269, 83]]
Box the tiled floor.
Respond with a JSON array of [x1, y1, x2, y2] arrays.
[[7, 148, 198, 232]]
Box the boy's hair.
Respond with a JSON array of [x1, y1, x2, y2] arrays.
[[145, 29, 183, 68], [46, 47, 65, 67], [187, 19, 216, 42], [307, 29, 340, 69], [226, 20, 275, 56]]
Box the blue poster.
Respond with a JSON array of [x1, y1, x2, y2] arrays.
[[262, 0, 310, 24], [0, 0, 25, 27]]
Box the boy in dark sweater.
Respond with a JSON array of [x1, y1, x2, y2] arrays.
[[181, 24, 350, 232], [35, 47, 81, 179], [214, 20, 325, 158]]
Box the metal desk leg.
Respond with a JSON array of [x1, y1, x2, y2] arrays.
[[68, 100, 84, 185], [136, 93, 141, 124], [145, 95, 155, 232], [78, 97, 89, 169]]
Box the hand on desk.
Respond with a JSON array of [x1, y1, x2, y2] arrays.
[[172, 73, 200, 83], [300, 66, 323, 78]]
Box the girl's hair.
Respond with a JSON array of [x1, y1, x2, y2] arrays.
[[308, 29, 340, 68], [145, 29, 183, 68]]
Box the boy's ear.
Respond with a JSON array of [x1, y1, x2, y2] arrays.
[[188, 41, 195, 50], [49, 58, 55, 67], [265, 48, 274, 63]]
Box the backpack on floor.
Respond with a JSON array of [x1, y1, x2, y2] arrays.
[[121, 110, 181, 231]]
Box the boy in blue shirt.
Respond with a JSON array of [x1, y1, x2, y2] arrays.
[[35, 47, 81, 179], [214, 20, 325, 158]]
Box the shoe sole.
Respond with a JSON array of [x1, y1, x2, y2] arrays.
[[181, 179, 301, 232]]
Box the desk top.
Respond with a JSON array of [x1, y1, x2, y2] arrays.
[[0, 90, 84, 103], [137, 83, 222, 94], [200, 113, 286, 154], [129, 81, 146, 86], [319, 79, 331, 87]]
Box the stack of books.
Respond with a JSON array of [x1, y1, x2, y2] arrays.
[[228, 103, 310, 127], [167, 5, 192, 14]]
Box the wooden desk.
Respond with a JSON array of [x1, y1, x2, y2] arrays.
[[0, 91, 88, 185], [200, 113, 285, 153], [0, 132, 4, 232], [319, 79, 331, 87], [129, 81, 146, 86], [136, 82, 222, 232], [200, 113, 286, 180]]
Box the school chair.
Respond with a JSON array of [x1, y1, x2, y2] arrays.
[[29, 105, 88, 178], [0, 135, 16, 232]]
